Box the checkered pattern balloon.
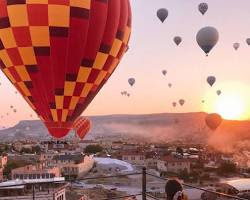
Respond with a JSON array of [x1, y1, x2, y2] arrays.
[[0, 0, 131, 138], [73, 117, 91, 139]]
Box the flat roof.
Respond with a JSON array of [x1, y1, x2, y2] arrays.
[[223, 179, 250, 191], [0, 177, 65, 189]]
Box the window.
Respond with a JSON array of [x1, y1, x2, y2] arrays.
[[46, 173, 49, 178], [29, 174, 32, 179], [32, 174, 36, 179], [37, 174, 40, 179], [42, 174, 45, 178], [131, 156, 135, 160], [172, 163, 175, 166], [20, 174, 23, 179], [24, 174, 28, 179], [50, 173, 55, 178]]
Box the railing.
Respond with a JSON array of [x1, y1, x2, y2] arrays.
[[73, 167, 248, 200], [0, 168, 248, 200]]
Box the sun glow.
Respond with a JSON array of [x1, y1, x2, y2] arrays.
[[203, 82, 250, 120], [215, 94, 245, 120]]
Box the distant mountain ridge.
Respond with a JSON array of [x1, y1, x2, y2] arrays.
[[1, 112, 250, 145]]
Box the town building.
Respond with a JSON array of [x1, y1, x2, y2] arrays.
[[157, 155, 191, 174], [40, 141, 70, 152], [122, 151, 145, 166], [0, 178, 67, 200], [11, 164, 61, 180], [0, 155, 7, 169]]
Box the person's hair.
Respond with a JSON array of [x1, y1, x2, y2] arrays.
[[165, 179, 183, 200]]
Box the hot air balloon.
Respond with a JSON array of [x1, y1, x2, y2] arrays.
[[10, 105, 13, 109], [127, 93, 130, 97], [246, 38, 250, 46], [73, 117, 91, 139], [157, 8, 168, 23], [196, 27, 219, 56], [233, 43, 240, 50], [202, 100, 205, 103], [216, 90, 221, 96], [198, 3, 208, 15], [174, 36, 182, 46], [13, 109, 17, 113], [128, 78, 135, 86], [205, 113, 222, 130], [162, 70, 167, 76], [207, 76, 216, 87], [168, 83, 172, 88], [172, 102, 177, 107], [179, 99, 185, 106], [0, 1, 131, 138]]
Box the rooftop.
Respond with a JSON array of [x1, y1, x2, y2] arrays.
[[52, 154, 84, 162], [0, 177, 65, 189], [223, 179, 250, 192], [160, 155, 190, 163]]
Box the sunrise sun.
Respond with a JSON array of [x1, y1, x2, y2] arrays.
[[203, 82, 250, 120], [215, 94, 245, 120]]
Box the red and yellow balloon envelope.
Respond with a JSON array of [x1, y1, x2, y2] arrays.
[[73, 117, 91, 139], [0, 0, 131, 138]]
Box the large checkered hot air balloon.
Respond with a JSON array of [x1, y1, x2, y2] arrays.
[[0, 0, 132, 138]]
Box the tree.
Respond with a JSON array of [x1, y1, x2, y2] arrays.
[[3, 160, 29, 178], [32, 146, 41, 155], [84, 145, 103, 154], [176, 147, 183, 156], [179, 168, 189, 181], [217, 162, 237, 176], [20, 147, 32, 154]]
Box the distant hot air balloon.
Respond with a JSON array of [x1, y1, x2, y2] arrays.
[[168, 83, 172, 88], [246, 38, 250, 46], [202, 100, 205, 103], [233, 43, 240, 50], [179, 99, 185, 106], [196, 26, 219, 56], [207, 76, 216, 87], [162, 70, 167, 76], [174, 36, 182, 46], [127, 93, 130, 97], [205, 113, 222, 130], [13, 109, 17, 113], [128, 78, 135, 86], [10, 105, 13, 109], [0, 1, 132, 138], [216, 90, 221, 96], [157, 8, 168, 23], [198, 3, 208, 15], [172, 102, 177, 107], [73, 117, 91, 140]]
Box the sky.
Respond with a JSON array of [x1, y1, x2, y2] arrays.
[[2, 0, 250, 127]]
